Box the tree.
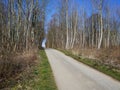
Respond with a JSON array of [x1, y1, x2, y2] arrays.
[[0, 0, 48, 54]]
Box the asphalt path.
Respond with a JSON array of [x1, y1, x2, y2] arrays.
[[45, 48, 120, 90]]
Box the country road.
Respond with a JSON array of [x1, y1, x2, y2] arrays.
[[45, 48, 120, 90]]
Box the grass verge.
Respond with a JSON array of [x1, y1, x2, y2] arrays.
[[58, 49, 120, 81], [11, 50, 57, 90]]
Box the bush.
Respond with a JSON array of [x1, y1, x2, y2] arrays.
[[0, 49, 38, 89]]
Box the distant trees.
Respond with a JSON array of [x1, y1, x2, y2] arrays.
[[47, 0, 120, 50]]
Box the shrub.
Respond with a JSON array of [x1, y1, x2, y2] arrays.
[[0, 48, 38, 89]]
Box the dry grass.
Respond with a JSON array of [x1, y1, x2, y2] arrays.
[[71, 47, 120, 69], [0, 48, 38, 89], [11, 50, 57, 90]]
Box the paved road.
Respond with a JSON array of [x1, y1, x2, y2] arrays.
[[45, 48, 120, 90]]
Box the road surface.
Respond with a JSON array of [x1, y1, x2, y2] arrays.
[[45, 48, 120, 90]]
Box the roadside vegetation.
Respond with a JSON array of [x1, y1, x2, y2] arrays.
[[0, 49, 57, 90], [0, 48, 38, 89], [59, 49, 120, 81], [33, 50, 57, 90]]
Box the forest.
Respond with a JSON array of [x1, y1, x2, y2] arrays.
[[47, 0, 120, 49], [0, 0, 48, 89]]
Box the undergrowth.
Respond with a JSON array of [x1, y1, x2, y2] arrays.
[[0, 49, 38, 89], [11, 50, 57, 90]]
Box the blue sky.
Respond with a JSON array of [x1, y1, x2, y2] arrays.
[[45, 0, 120, 25]]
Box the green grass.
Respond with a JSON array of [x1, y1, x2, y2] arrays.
[[58, 49, 120, 81], [12, 50, 57, 90]]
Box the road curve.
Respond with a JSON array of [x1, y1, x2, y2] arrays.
[[45, 48, 120, 90]]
